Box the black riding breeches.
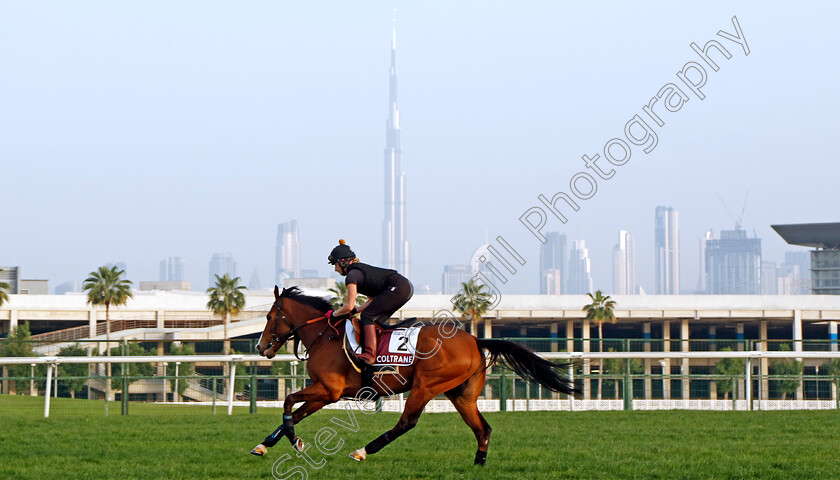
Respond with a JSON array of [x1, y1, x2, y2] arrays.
[[360, 275, 413, 326]]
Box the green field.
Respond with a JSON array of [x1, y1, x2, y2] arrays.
[[1, 395, 838, 479]]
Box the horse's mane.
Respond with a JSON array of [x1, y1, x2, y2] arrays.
[[281, 286, 333, 313]]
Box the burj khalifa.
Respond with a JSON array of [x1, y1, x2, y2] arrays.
[[382, 26, 410, 276]]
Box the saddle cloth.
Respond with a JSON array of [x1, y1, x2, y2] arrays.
[[344, 320, 421, 367]]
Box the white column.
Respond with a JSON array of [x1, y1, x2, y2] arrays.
[[830, 321, 838, 352], [484, 317, 492, 339], [582, 317, 590, 400], [681, 319, 690, 400], [663, 320, 671, 400], [88, 309, 97, 339], [793, 310, 803, 400], [550, 322, 558, 353], [709, 325, 717, 352], [760, 319, 769, 401], [643, 322, 652, 400], [566, 320, 574, 354]]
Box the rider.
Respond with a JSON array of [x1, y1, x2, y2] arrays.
[[328, 239, 414, 365]]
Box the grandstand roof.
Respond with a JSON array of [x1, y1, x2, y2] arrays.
[[771, 222, 840, 249]]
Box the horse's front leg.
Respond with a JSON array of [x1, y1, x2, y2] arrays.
[[251, 383, 335, 456]]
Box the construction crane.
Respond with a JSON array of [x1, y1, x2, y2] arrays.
[[716, 191, 749, 231]]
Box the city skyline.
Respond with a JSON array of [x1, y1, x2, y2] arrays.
[[2, 4, 839, 295]]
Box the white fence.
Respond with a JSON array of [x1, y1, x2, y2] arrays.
[[3, 351, 840, 417]]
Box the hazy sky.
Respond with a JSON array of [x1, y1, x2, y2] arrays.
[[1, 1, 838, 295]]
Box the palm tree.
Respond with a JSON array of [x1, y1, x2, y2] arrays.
[[583, 290, 616, 400], [0, 269, 11, 307], [206, 274, 246, 356], [83, 265, 133, 401], [452, 278, 493, 336], [83, 266, 134, 342], [327, 281, 367, 309]]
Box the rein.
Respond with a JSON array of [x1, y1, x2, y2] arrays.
[[271, 303, 344, 359]]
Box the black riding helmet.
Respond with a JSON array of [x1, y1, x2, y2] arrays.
[[328, 239, 355, 266]]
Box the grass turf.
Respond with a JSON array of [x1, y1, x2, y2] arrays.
[[1, 395, 838, 479]]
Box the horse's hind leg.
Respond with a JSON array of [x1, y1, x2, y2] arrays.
[[348, 385, 435, 461], [444, 367, 492, 466]]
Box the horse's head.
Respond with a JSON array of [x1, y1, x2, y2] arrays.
[[255, 285, 333, 358], [256, 286, 292, 359]]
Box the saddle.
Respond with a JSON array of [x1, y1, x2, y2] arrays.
[[342, 317, 422, 374]]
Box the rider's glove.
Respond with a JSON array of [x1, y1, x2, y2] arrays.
[[325, 309, 334, 320]]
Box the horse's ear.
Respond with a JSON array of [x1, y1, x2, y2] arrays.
[[274, 285, 280, 300]]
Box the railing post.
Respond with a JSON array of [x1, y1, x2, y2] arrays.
[[44, 362, 53, 418], [568, 362, 575, 411], [122, 374, 129, 415], [745, 355, 752, 411], [227, 360, 236, 415], [624, 339, 632, 411], [249, 363, 257, 414], [212, 378, 217, 414], [499, 373, 507, 412]]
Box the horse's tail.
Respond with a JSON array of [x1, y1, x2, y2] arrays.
[[476, 338, 579, 395]]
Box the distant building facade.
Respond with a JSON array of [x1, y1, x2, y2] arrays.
[[140, 281, 191, 292], [55, 281, 79, 295], [568, 240, 593, 294], [540, 232, 567, 295], [442, 265, 472, 295], [612, 230, 636, 295], [160, 257, 186, 282], [276, 219, 301, 285], [0, 267, 48, 294], [655, 206, 680, 294], [209, 253, 237, 286], [705, 229, 761, 295]]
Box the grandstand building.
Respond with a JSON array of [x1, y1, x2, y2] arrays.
[[3, 291, 840, 402]]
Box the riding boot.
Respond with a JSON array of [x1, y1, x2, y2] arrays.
[[358, 324, 377, 365]]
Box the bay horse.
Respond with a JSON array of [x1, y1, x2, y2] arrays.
[[253, 285, 576, 465]]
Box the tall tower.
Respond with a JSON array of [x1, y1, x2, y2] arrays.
[[612, 230, 635, 295], [540, 232, 567, 294], [568, 240, 593, 295], [705, 229, 761, 294], [208, 253, 236, 287], [655, 206, 680, 294], [160, 257, 186, 282], [275, 219, 301, 284], [382, 25, 410, 276]]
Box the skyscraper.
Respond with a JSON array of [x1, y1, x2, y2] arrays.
[[382, 26, 410, 277], [704, 229, 761, 294], [208, 253, 236, 287], [275, 219, 301, 284], [540, 232, 567, 294], [612, 230, 635, 295], [160, 257, 186, 282], [655, 206, 680, 294], [697, 230, 713, 293], [568, 240, 593, 294], [441, 265, 472, 295]]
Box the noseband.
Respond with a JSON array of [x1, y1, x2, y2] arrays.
[[265, 299, 335, 359]]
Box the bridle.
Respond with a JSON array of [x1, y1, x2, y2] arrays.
[[265, 299, 340, 359]]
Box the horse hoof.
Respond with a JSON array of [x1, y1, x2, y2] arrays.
[[349, 448, 367, 462], [250, 444, 267, 456], [292, 436, 305, 452]]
